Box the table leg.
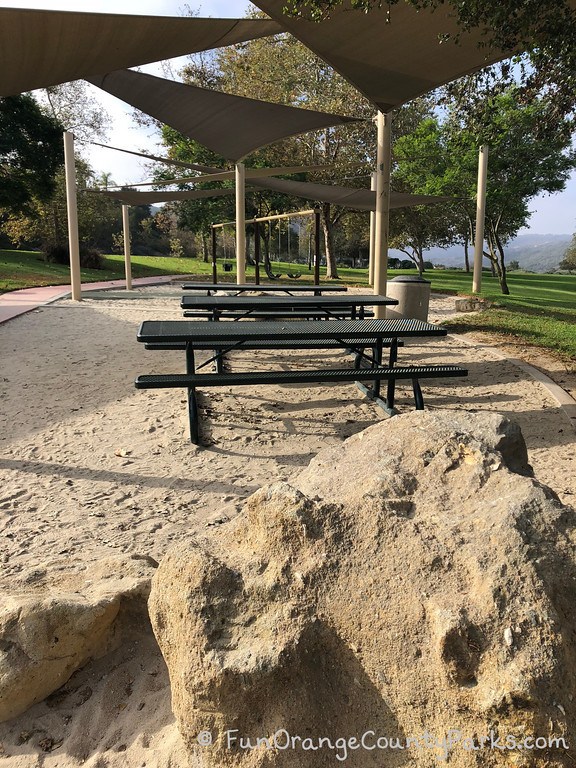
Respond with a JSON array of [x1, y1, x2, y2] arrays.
[[386, 337, 398, 408], [388, 337, 398, 366], [185, 343, 200, 442], [412, 379, 424, 410], [372, 337, 383, 397], [186, 343, 195, 374], [188, 387, 200, 444]]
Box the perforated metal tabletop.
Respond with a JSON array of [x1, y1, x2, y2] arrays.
[[180, 294, 396, 311], [181, 282, 348, 294], [138, 318, 446, 344]]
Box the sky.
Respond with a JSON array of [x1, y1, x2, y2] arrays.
[[2, 0, 575, 236]]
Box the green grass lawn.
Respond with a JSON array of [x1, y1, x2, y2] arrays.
[[2, 249, 574, 359]]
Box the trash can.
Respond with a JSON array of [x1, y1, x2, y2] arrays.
[[385, 275, 431, 321]]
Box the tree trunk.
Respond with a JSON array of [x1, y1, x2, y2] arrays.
[[486, 226, 510, 293], [261, 229, 278, 277], [415, 246, 424, 275], [245, 230, 255, 266], [464, 215, 474, 273], [201, 232, 209, 263], [493, 225, 510, 295], [321, 202, 339, 279]]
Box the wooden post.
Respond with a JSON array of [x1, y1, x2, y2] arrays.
[[235, 161, 246, 283], [211, 225, 217, 283], [369, 171, 376, 286], [254, 221, 260, 285], [373, 111, 392, 319], [314, 206, 321, 285], [472, 145, 489, 294], [122, 204, 132, 290], [63, 131, 81, 301]]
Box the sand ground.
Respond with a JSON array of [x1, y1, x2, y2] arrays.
[[0, 284, 574, 767]]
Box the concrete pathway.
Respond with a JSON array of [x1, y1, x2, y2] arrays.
[[0, 276, 178, 324]]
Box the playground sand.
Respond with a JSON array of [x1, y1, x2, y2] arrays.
[[0, 284, 574, 767]]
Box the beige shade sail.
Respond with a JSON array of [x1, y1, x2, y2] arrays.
[[253, 0, 519, 112], [93, 180, 451, 210], [107, 164, 347, 188], [87, 69, 362, 161], [249, 176, 454, 210], [87, 142, 220, 174], [90, 187, 237, 205], [0, 8, 283, 98]]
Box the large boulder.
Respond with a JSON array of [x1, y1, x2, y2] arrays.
[[149, 411, 576, 768], [0, 553, 157, 722]]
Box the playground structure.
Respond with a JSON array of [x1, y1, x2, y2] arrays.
[[211, 208, 322, 284]]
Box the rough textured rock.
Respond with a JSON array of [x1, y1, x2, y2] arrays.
[[0, 553, 157, 722], [149, 411, 576, 768]]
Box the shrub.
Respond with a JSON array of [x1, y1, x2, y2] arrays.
[[43, 243, 104, 269], [80, 247, 104, 270], [44, 244, 67, 264]]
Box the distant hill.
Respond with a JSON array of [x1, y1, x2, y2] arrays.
[[395, 233, 571, 273]]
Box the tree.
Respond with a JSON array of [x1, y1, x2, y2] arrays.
[[452, 91, 575, 293], [391, 118, 461, 272], [38, 81, 110, 143], [3, 160, 123, 258], [389, 204, 455, 274], [0, 94, 63, 214], [391, 92, 575, 293], [559, 234, 576, 272]]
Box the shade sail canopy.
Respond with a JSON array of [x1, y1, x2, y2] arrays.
[[249, 176, 453, 210], [253, 0, 517, 112], [0, 8, 283, 97], [87, 143, 220, 174], [87, 69, 361, 161], [92, 187, 237, 205], [116, 164, 344, 188], [94, 179, 451, 210]]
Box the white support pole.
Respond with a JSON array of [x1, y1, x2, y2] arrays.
[[368, 171, 376, 286], [63, 131, 82, 301], [122, 204, 132, 290], [472, 145, 489, 294], [235, 161, 246, 283], [373, 111, 392, 318]]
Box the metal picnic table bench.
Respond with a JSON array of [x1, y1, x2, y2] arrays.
[[181, 282, 348, 296], [136, 318, 468, 444], [179, 293, 392, 321]]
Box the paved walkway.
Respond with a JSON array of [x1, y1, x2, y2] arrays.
[[0, 276, 178, 324]]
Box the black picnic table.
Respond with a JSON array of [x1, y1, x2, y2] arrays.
[[136, 318, 467, 443], [180, 293, 395, 320], [181, 282, 348, 296]]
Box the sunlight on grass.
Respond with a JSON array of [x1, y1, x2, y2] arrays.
[[1, 249, 574, 358]]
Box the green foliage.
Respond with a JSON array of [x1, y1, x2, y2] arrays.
[[391, 90, 576, 291], [560, 234, 576, 271], [39, 82, 110, 143], [0, 94, 63, 214]]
